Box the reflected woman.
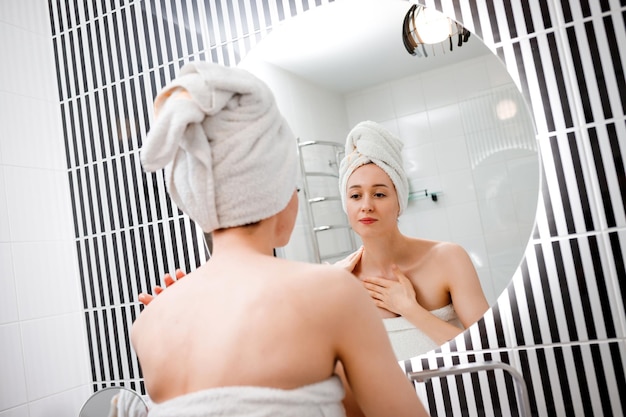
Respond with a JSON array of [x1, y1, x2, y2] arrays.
[[336, 121, 489, 361]]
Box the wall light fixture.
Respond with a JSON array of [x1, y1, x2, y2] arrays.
[[402, 4, 470, 57]]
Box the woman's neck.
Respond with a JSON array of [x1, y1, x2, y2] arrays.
[[210, 226, 276, 258], [359, 230, 407, 275]]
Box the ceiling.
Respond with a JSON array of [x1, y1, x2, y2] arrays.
[[247, 0, 492, 93]]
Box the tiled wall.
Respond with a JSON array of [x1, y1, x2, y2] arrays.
[[0, 1, 91, 416], [1, 0, 624, 416]]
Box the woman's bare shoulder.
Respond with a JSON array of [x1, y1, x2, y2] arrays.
[[283, 260, 367, 301]]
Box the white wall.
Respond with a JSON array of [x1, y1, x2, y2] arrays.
[[0, 1, 91, 416]]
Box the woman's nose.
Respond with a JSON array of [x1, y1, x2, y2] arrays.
[[361, 197, 373, 212]]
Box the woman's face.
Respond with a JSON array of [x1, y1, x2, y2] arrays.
[[345, 163, 400, 237]]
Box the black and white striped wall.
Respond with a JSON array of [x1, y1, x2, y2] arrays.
[[47, 0, 625, 415]]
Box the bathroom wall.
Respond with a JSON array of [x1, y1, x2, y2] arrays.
[[2, 0, 624, 416], [0, 1, 91, 416]]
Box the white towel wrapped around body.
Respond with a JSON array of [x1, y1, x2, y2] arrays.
[[147, 375, 345, 417], [384, 304, 464, 360], [338, 121, 409, 215], [140, 62, 297, 233]]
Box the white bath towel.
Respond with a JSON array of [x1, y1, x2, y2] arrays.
[[147, 376, 345, 417], [140, 62, 297, 233], [384, 304, 464, 360], [338, 121, 409, 215]]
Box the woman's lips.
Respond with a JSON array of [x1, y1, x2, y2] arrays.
[[359, 217, 377, 225]]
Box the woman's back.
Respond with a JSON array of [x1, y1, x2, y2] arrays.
[[133, 253, 353, 403]]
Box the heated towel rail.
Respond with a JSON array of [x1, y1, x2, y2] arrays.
[[297, 139, 358, 263], [408, 360, 531, 417]]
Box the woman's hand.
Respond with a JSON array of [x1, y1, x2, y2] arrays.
[[332, 246, 364, 273], [361, 264, 420, 316], [138, 269, 186, 306]]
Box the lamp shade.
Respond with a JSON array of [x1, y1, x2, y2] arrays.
[[413, 7, 451, 44]]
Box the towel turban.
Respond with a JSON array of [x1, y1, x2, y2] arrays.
[[338, 121, 409, 215], [140, 62, 298, 233]]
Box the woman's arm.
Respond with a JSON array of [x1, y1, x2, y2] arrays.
[[362, 243, 489, 346], [330, 273, 429, 417]]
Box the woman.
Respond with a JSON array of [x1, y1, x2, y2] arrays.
[[336, 121, 489, 361], [132, 62, 427, 417]]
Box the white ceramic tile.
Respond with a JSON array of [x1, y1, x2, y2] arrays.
[[446, 201, 483, 239], [13, 241, 81, 320], [0, 0, 51, 35], [0, 324, 28, 409], [390, 74, 427, 116], [0, 168, 10, 242], [452, 58, 492, 101], [433, 135, 471, 172], [3, 166, 74, 242], [344, 93, 367, 128], [355, 85, 396, 122], [0, 92, 65, 169], [0, 406, 29, 417], [0, 243, 19, 324], [421, 66, 458, 109], [396, 112, 432, 147], [478, 195, 518, 234], [400, 206, 451, 241], [21, 313, 90, 401], [506, 154, 541, 194], [472, 161, 509, 200], [512, 188, 540, 235], [439, 169, 476, 206], [427, 104, 464, 139], [475, 266, 497, 305], [29, 385, 92, 417], [0, 23, 57, 101], [484, 229, 525, 267], [407, 176, 442, 200], [376, 119, 400, 138], [403, 143, 438, 179]]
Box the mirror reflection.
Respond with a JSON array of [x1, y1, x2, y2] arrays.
[[79, 387, 148, 417], [240, 0, 539, 310]]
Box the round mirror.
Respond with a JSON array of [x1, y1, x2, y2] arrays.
[[79, 387, 148, 417], [240, 0, 539, 307]]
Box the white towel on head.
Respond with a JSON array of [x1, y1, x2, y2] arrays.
[[147, 376, 346, 417], [338, 121, 409, 215], [140, 61, 298, 233]]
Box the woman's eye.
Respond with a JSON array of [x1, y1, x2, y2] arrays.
[[374, 193, 386, 198], [349, 193, 360, 199]]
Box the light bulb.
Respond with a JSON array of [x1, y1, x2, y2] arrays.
[[413, 7, 451, 44]]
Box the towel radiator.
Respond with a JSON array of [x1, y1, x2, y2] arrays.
[[297, 139, 358, 263], [408, 360, 531, 417]]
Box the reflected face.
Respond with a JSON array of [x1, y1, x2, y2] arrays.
[[346, 163, 400, 237]]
